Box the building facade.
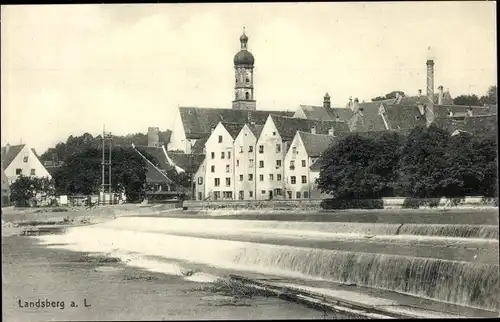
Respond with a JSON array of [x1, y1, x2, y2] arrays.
[[1, 144, 51, 183], [233, 124, 262, 200]]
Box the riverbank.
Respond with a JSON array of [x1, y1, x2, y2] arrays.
[[2, 236, 335, 321]]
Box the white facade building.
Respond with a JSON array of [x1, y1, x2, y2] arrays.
[[1, 144, 52, 183], [284, 132, 336, 199], [233, 123, 263, 200]]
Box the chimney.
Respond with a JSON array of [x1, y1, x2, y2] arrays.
[[148, 127, 160, 147], [426, 60, 435, 103], [438, 85, 444, 105], [323, 93, 331, 109], [5, 143, 10, 154]]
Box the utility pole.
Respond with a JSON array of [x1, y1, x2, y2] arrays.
[[101, 125, 113, 205]]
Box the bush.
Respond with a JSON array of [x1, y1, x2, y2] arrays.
[[320, 198, 384, 210], [402, 197, 441, 209]]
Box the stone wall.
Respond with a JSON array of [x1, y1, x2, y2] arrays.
[[183, 196, 498, 210]]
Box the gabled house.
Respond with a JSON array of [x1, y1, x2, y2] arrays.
[[294, 93, 355, 123], [1, 144, 51, 183], [169, 106, 294, 153], [254, 115, 349, 200], [284, 131, 337, 200], [202, 122, 245, 201], [132, 144, 174, 192], [233, 123, 263, 200]]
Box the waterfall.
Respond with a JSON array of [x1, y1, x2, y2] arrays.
[[35, 216, 499, 312]]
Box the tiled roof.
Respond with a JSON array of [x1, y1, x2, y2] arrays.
[[248, 123, 264, 138], [297, 132, 337, 157], [179, 107, 294, 140], [1, 145, 25, 170], [168, 152, 206, 173], [159, 130, 172, 146], [433, 105, 492, 119], [45, 166, 63, 177], [349, 102, 388, 132], [133, 146, 173, 184], [434, 114, 498, 136], [384, 104, 427, 130], [299, 105, 336, 120], [191, 138, 208, 154], [398, 92, 453, 105], [134, 146, 170, 171], [221, 122, 246, 139], [271, 115, 350, 142], [310, 157, 323, 171]]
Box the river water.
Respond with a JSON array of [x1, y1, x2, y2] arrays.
[[35, 212, 499, 312]]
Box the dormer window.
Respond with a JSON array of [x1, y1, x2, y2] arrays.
[[328, 128, 334, 136], [311, 126, 316, 134], [448, 111, 454, 117]]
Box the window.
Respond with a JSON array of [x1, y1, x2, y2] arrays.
[[30, 169, 36, 176], [302, 175, 307, 184], [276, 160, 281, 167], [249, 146, 253, 153], [276, 144, 281, 153], [272, 131, 276, 136], [269, 174, 274, 180], [239, 191, 244, 200], [274, 188, 282, 196], [198, 192, 202, 200], [249, 159, 254, 168], [249, 191, 254, 198], [248, 174, 253, 181], [259, 174, 264, 181], [211, 152, 215, 159], [218, 135, 223, 143], [223, 191, 233, 199], [259, 145, 264, 153], [211, 165, 215, 173], [226, 177, 231, 186], [240, 146, 243, 153], [296, 191, 301, 199], [226, 165, 230, 173], [228, 151, 231, 159], [197, 177, 203, 185], [214, 178, 220, 187], [302, 160, 306, 167], [214, 191, 221, 200], [292, 147, 297, 154], [311, 126, 316, 134], [221, 152, 225, 159], [236, 160, 240, 167], [290, 160, 295, 170], [277, 174, 282, 181], [304, 191, 309, 199], [23, 156, 28, 163], [16, 168, 22, 175], [246, 77, 250, 83], [291, 176, 296, 184], [259, 161, 264, 168], [239, 175, 244, 181], [245, 92, 250, 100], [261, 190, 266, 195], [328, 128, 334, 136]]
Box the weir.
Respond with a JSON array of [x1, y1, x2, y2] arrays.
[[36, 213, 499, 313]]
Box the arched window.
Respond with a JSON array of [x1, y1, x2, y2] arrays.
[[246, 77, 250, 83], [245, 92, 249, 100]]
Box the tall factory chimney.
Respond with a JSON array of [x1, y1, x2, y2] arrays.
[[426, 60, 435, 103]]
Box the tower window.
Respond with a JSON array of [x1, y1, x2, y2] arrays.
[[245, 92, 249, 100], [246, 77, 250, 83]]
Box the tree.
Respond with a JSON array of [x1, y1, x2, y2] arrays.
[[316, 133, 400, 199], [10, 175, 55, 206], [54, 147, 148, 202], [394, 125, 451, 198], [480, 85, 497, 105], [453, 94, 481, 106], [471, 133, 498, 197], [371, 90, 405, 102]]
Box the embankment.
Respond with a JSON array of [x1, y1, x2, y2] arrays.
[[183, 196, 498, 211]]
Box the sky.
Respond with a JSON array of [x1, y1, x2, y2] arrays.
[[1, 2, 497, 154]]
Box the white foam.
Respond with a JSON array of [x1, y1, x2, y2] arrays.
[[184, 272, 219, 283]]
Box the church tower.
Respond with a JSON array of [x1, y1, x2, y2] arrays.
[[232, 28, 256, 110]]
